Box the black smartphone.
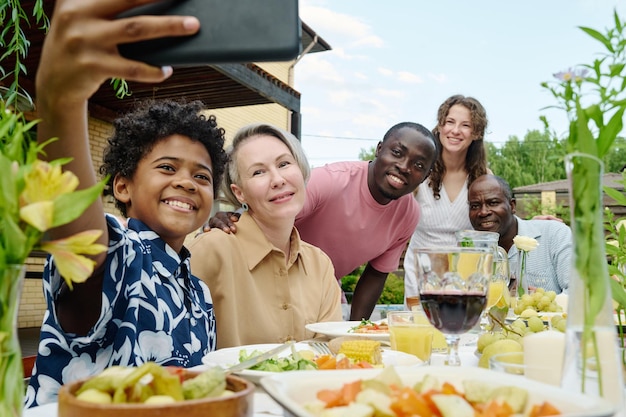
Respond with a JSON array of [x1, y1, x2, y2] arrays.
[[117, 0, 301, 66]]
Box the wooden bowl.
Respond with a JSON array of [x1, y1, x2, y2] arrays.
[[58, 369, 254, 417]]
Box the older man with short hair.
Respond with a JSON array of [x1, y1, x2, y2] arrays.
[[468, 174, 571, 293]]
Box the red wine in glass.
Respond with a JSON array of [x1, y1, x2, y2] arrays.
[[414, 246, 492, 366], [420, 290, 487, 334]]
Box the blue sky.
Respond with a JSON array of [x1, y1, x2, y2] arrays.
[[296, 0, 626, 167]]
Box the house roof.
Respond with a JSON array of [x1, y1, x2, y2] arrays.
[[514, 173, 625, 194], [1, 1, 331, 123]]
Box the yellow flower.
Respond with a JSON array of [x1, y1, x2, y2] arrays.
[[41, 230, 107, 289], [617, 219, 626, 233], [19, 201, 54, 231], [513, 235, 539, 252], [20, 160, 79, 205], [607, 239, 620, 248]]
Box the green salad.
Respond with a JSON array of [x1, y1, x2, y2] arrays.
[[238, 345, 318, 372]]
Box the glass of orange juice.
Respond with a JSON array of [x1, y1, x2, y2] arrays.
[[387, 311, 434, 363], [406, 299, 448, 352]]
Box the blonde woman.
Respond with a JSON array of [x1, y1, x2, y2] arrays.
[[189, 124, 342, 348]]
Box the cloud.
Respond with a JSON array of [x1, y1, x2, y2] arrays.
[[353, 35, 385, 48], [428, 73, 448, 83], [328, 90, 356, 105], [397, 72, 423, 84], [375, 89, 406, 98], [300, 0, 384, 50], [378, 67, 393, 76], [297, 54, 344, 84]]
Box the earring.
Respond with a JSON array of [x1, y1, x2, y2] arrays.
[[241, 202, 249, 212]]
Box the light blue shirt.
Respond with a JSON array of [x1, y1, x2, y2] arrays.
[[26, 214, 216, 407], [507, 216, 572, 294]]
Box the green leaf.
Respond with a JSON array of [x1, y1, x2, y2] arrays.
[[2, 217, 30, 263], [597, 107, 625, 157], [614, 8, 623, 32], [574, 104, 597, 156], [609, 63, 625, 77], [579, 26, 614, 52], [51, 180, 106, 227], [611, 279, 626, 310], [604, 187, 626, 206], [585, 104, 603, 129]]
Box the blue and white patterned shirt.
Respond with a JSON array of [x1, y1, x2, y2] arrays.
[[25, 214, 216, 407]]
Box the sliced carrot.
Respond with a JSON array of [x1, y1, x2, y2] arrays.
[[352, 360, 374, 369], [441, 381, 461, 396], [340, 380, 361, 404], [317, 389, 344, 408], [421, 390, 443, 416], [316, 355, 337, 370], [335, 356, 352, 369], [390, 387, 436, 417], [482, 400, 514, 417], [529, 402, 561, 417], [316, 381, 361, 408]]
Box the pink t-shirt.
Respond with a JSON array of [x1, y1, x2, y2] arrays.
[[296, 161, 420, 280]]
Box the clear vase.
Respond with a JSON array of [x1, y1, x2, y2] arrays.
[[561, 153, 625, 413], [515, 250, 529, 298], [0, 264, 26, 417]]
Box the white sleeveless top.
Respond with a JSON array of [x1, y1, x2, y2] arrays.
[[409, 178, 471, 248]]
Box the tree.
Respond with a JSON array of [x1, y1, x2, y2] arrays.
[[487, 129, 566, 188], [358, 147, 376, 161], [0, 1, 129, 103], [0, 1, 48, 106], [603, 136, 626, 173]]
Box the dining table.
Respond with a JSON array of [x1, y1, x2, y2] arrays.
[[22, 335, 480, 417]]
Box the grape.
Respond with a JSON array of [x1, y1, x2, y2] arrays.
[[549, 314, 567, 333], [511, 319, 526, 330], [555, 319, 567, 332], [515, 288, 564, 313], [477, 333, 496, 353], [527, 316, 545, 332]]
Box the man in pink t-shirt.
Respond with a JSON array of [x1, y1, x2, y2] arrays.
[[209, 122, 438, 320]]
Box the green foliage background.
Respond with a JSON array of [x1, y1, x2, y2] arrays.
[[341, 265, 404, 305]]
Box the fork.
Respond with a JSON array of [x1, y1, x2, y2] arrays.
[[308, 341, 332, 355]]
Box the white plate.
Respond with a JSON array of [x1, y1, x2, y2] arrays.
[[305, 321, 389, 341], [260, 366, 615, 417], [202, 343, 422, 384]]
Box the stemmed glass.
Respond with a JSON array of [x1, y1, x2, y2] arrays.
[[455, 230, 510, 329], [415, 246, 493, 366]]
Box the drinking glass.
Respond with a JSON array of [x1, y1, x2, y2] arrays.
[[415, 246, 493, 366], [455, 230, 510, 329], [387, 311, 434, 363]]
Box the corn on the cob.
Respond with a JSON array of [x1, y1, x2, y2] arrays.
[[338, 340, 382, 365]]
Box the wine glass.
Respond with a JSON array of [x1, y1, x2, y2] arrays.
[[415, 246, 493, 366], [455, 230, 510, 329]]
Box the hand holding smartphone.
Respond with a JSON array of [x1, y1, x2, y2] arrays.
[[118, 0, 301, 66]]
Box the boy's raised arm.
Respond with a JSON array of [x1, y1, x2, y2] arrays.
[[35, 0, 201, 268]]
